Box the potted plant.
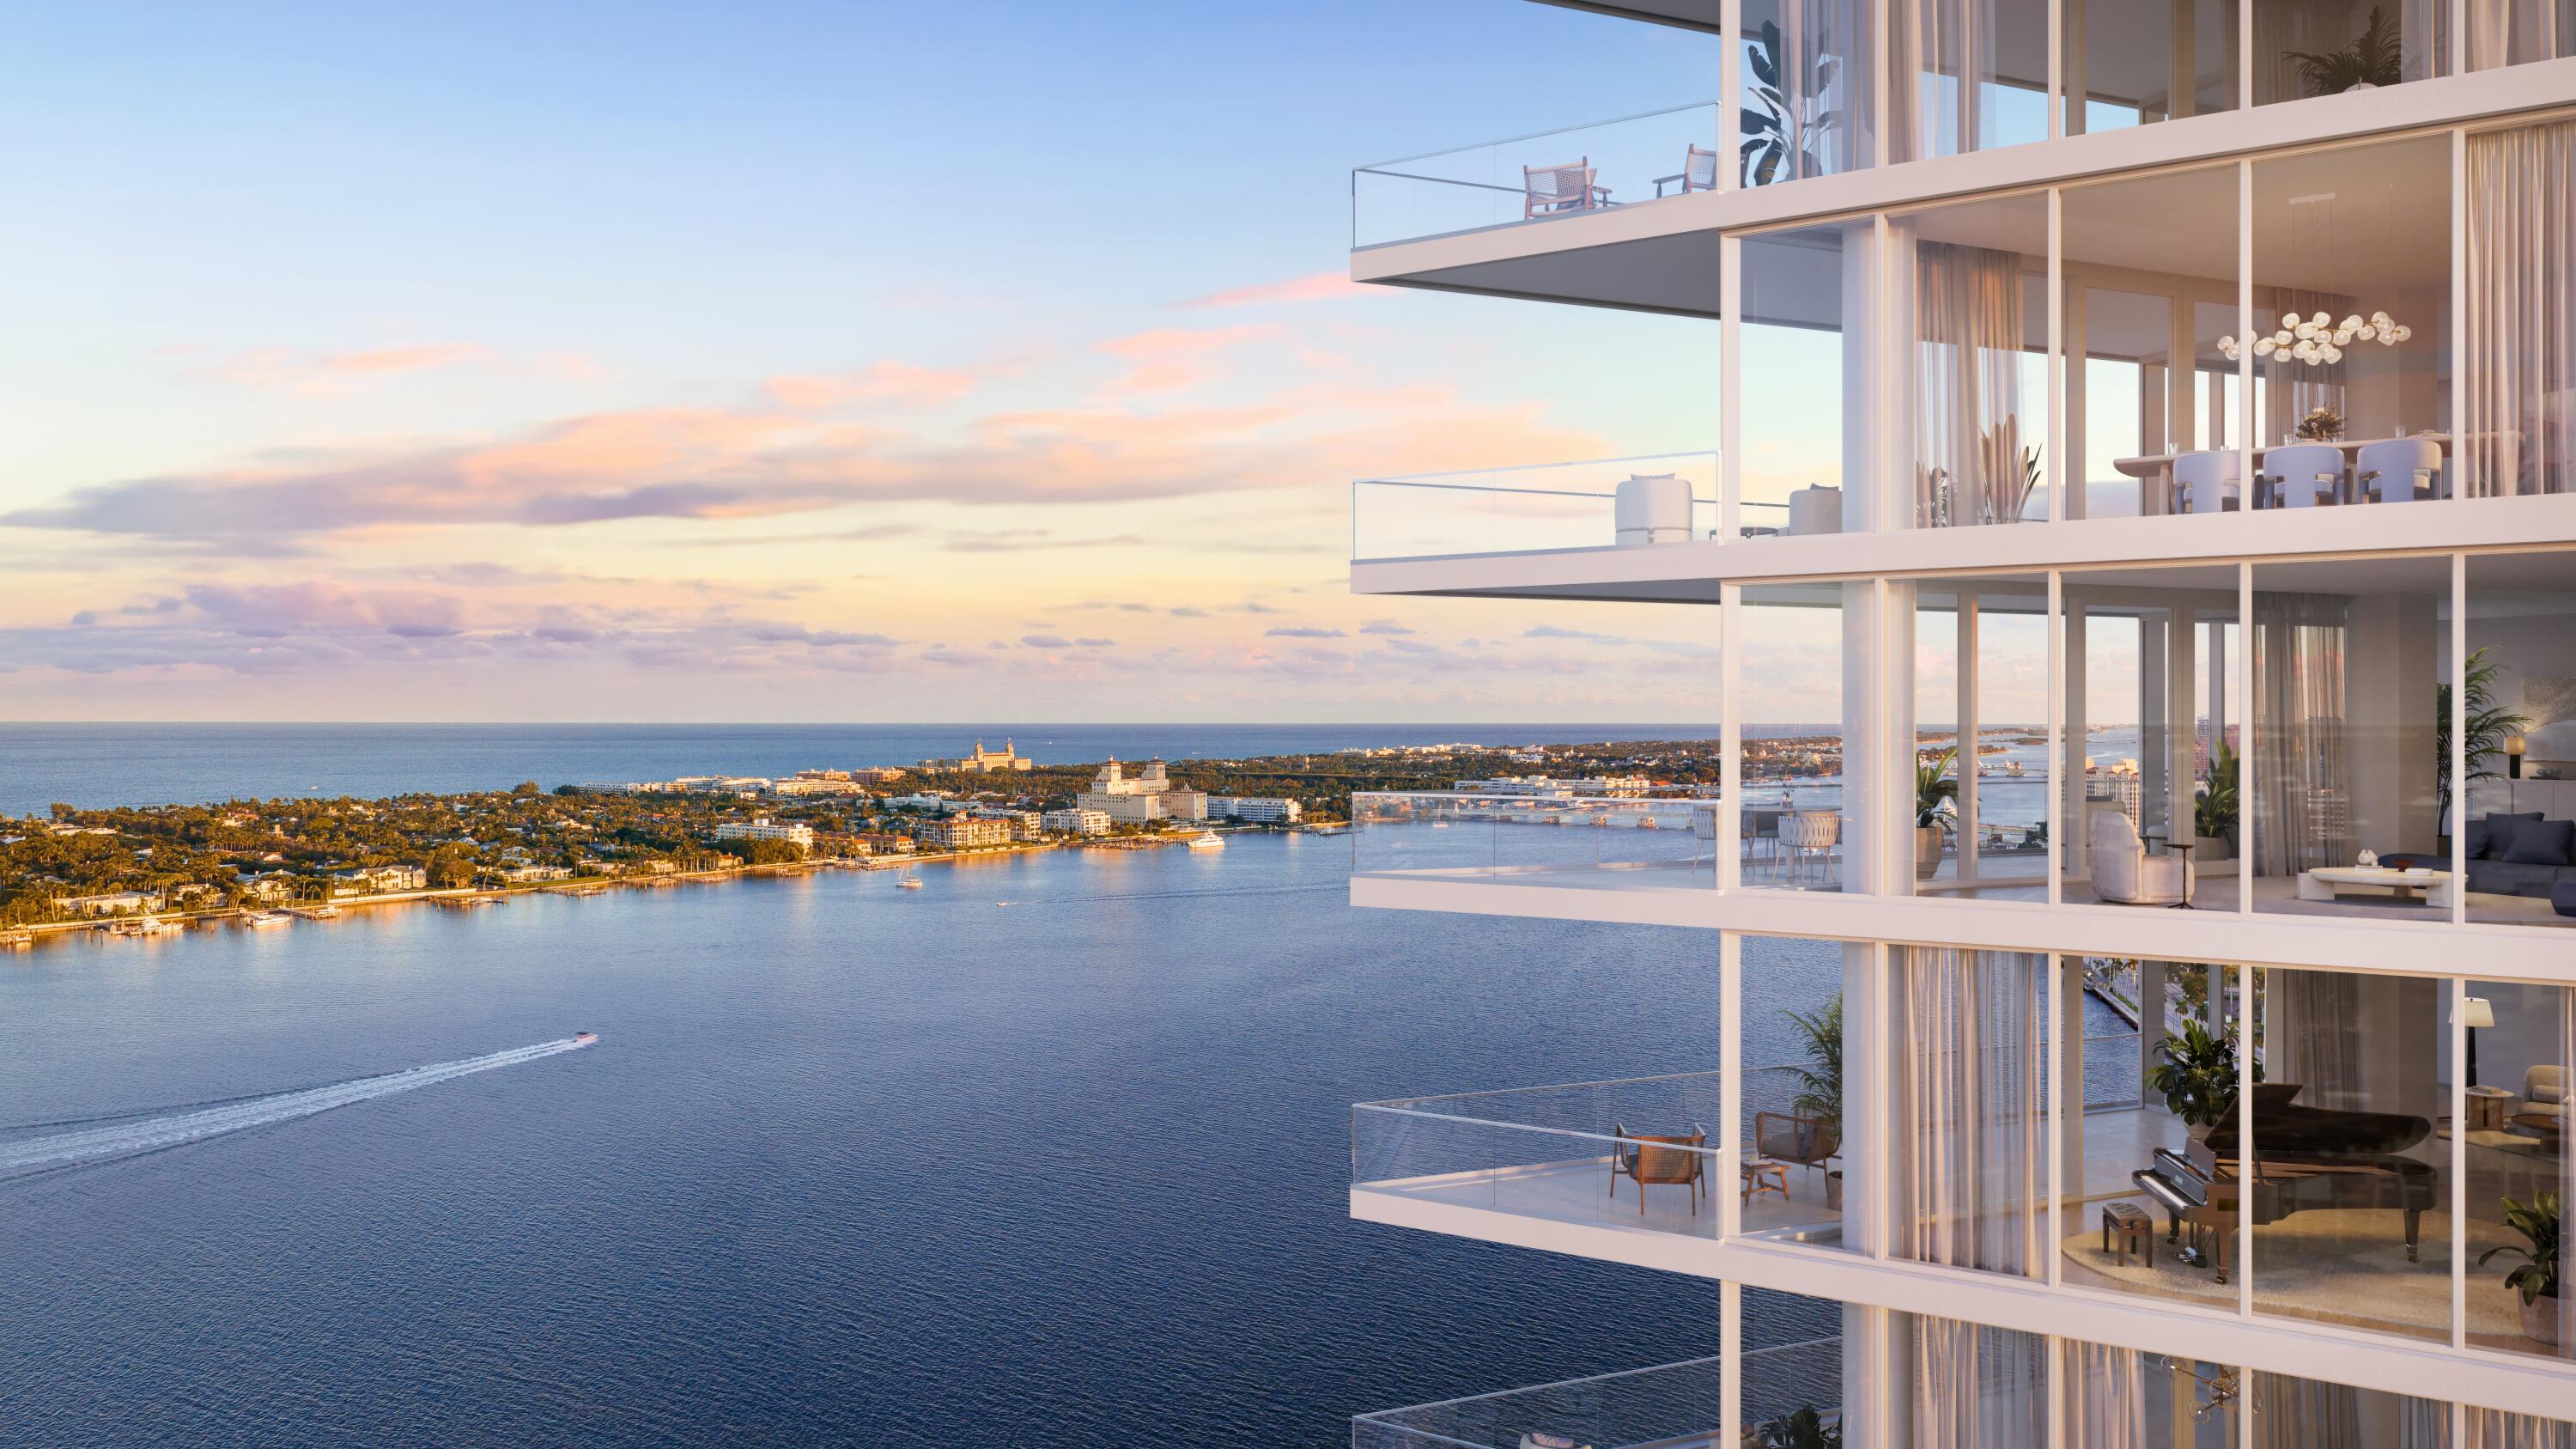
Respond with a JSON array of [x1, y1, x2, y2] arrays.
[[1787, 994, 1844, 1210], [2284, 5, 2402, 95], [2144, 1019, 2257, 1139], [2480, 1192, 2561, 1347], [1739, 21, 1837, 187], [2193, 740, 2239, 861], [1916, 746, 1959, 880], [1748, 1405, 1842, 1449], [2435, 647, 2532, 844]]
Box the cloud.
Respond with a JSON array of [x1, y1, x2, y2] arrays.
[[1074, 636, 1114, 648], [1358, 620, 1415, 636], [1091, 323, 1280, 395], [1185, 271, 1366, 310], [187, 342, 487, 396], [1021, 634, 1070, 648], [763, 361, 976, 411], [1265, 625, 1346, 639], [1524, 624, 1628, 644]]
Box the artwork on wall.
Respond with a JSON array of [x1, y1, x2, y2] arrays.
[[2525, 676, 2576, 764]]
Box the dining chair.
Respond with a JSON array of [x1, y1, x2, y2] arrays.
[[2174, 449, 2240, 514], [1654, 144, 1720, 197], [2354, 437, 2442, 503], [1783, 811, 1841, 886], [2263, 444, 2346, 508]]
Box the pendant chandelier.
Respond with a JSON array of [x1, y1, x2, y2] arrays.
[[2215, 310, 2411, 366]]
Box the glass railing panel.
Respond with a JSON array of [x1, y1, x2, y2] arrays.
[[1353, 1073, 1724, 1241], [1738, 782, 1843, 893], [1739, 1337, 1846, 1446], [1353, 1356, 1727, 1449], [1352, 454, 1719, 563], [1352, 792, 1721, 886], [1743, 1063, 1844, 1239], [1353, 104, 1720, 251]]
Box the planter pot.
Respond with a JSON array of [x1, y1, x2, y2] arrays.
[[2524, 1293, 2561, 1348], [1826, 1169, 1844, 1212], [2193, 833, 2233, 863], [1916, 826, 1946, 880]]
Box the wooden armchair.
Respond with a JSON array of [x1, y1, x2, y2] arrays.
[[1610, 1122, 1708, 1216], [1524, 159, 1610, 219], [1655, 144, 1720, 197], [1753, 1110, 1841, 1178]]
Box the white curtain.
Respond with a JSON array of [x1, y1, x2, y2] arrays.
[[2251, 592, 2354, 878], [1886, 0, 2001, 161], [2464, 119, 2576, 498], [2252, 1373, 2448, 1446], [2060, 1340, 2147, 1449], [2469, 1408, 2576, 1447], [1905, 238, 2034, 527], [1764, 0, 1878, 180], [2468, 0, 2576, 67], [1911, 1317, 2048, 1449], [1892, 947, 2047, 1276], [2264, 969, 2366, 1108]]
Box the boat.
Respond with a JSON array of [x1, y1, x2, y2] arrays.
[[896, 868, 924, 890], [242, 910, 290, 928], [1, 931, 32, 953], [574, 1031, 598, 1045], [285, 904, 340, 920], [1186, 831, 1224, 849]]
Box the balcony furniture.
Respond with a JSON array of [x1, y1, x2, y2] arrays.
[[2111, 433, 2452, 484], [1613, 472, 1695, 547], [1523, 160, 1608, 219], [2102, 1202, 2153, 1268], [2174, 448, 2240, 514], [1787, 484, 1843, 536], [2529, 1066, 2567, 1122], [2558, 879, 2576, 918], [1746, 807, 1784, 874], [2466, 1084, 2518, 1131], [2264, 443, 2348, 508], [1781, 810, 1840, 886], [2355, 436, 2444, 502], [1611, 1123, 1708, 1216], [1654, 144, 1720, 198], [2295, 865, 2455, 908], [1753, 1110, 1842, 1184], [1739, 1149, 1790, 1204], [2088, 809, 2189, 906]]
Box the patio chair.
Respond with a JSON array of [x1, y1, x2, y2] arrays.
[[1654, 144, 1720, 197], [1610, 1123, 1708, 1216], [2355, 436, 2441, 503], [1523, 159, 1609, 219], [1745, 807, 1784, 877], [1753, 1110, 1843, 1180], [1782, 811, 1840, 886], [2263, 444, 2346, 508]]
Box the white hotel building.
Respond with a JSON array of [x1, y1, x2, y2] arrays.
[[1345, 4, 2576, 1443]]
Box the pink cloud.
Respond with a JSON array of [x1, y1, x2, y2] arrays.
[[1091, 323, 1281, 396], [1184, 271, 1367, 310], [323, 343, 484, 375], [763, 361, 977, 411]]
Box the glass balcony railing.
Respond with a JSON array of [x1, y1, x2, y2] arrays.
[[1353, 103, 1722, 251], [1354, 1073, 1727, 1241], [1353, 1342, 1842, 1449], [1351, 791, 1722, 885], [1352, 454, 1719, 563]]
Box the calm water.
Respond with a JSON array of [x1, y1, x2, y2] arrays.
[[0, 835, 1846, 1446], [0, 723, 1723, 817]]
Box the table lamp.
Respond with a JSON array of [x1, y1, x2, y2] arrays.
[[2458, 995, 2495, 1088]]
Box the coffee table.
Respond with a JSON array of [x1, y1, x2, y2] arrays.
[[2510, 1111, 2568, 1145], [2296, 866, 2454, 909]]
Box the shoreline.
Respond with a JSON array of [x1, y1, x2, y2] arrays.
[[2, 824, 1303, 950]]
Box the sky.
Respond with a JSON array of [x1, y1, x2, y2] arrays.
[[0, 0, 1757, 723]]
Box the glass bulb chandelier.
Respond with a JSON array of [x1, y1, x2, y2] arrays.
[[2215, 310, 2410, 366]]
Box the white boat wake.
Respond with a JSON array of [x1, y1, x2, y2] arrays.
[[0, 1034, 596, 1179]]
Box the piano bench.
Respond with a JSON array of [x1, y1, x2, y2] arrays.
[[2103, 1202, 2154, 1268]]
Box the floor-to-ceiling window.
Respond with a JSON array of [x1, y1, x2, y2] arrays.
[[2463, 117, 2576, 500], [2252, 0, 2451, 107], [1893, 0, 2052, 160], [1740, 0, 1880, 186], [1893, 192, 2050, 529], [1887, 946, 2053, 1280], [2461, 977, 2574, 1361], [1741, 583, 1860, 892], [1739, 222, 1873, 536], [2468, 0, 2576, 68], [2065, 0, 2239, 135], [2461, 549, 2576, 929], [1906, 575, 2052, 897]]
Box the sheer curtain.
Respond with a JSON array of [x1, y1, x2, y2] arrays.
[[2469, 0, 2576, 67], [2251, 592, 2354, 878], [2469, 1408, 2576, 1447], [1905, 238, 2033, 527], [2464, 119, 2576, 498], [1911, 1318, 2047, 1448], [1762, 0, 1878, 180], [1892, 947, 2047, 1275], [1888, 0, 2003, 161], [2059, 1340, 2146, 1449], [2253, 1374, 2449, 1446], [2263, 969, 2365, 1107]]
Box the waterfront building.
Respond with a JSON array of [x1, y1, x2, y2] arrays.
[[915, 814, 1012, 850], [1451, 774, 1657, 798], [327, 863, 427, 897], [886, 792, 970, 815], [922, 738, 1036, 773], [1075, 758, 1208, 824], [772, 771, 867, 798], [1042, 807, 1113, 836], [51, 890, 163, 916], [851, 766, 908, 783], [1206, 795, 1305, 823], [1345, 12, 2576, 1440], [712, 818, 815, 849], [495, 864, 571, 884]]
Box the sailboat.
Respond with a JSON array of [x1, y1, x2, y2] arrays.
[[896, 865, 924, 890]]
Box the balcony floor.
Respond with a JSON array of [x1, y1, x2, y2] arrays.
[[1357, 1155, 1841, 1244]]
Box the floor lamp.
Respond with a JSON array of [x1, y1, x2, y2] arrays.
[[2460, 995, 2494, 1089]]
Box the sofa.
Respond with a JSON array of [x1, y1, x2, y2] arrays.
[[2386, 813, 2576, 914]]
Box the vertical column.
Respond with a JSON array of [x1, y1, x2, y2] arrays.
[[1847, 580, 1888, 895], [1722, 930, 1743, 1241], [2171, 603, 2198, 876], [1860, 941, 1889, 1261], [2236, 964, 2254, 1318], [2238, 563, 2255, 915], [1723, 581, 1744, 892], [1720, 0, 1742, 192], [2063, 588, 2088, 884], [2048, 950, 2066, 1288], [2451, 976, 2468, 1349], [2169, 0, 2196, 119], [2451, 554, 2466, 922], [1722, 233, 1743, 543], [1958, 593, 1981, 886], [2137, 959, 2166, 1093], [2047, 571, 2065, 904], [2141, 612, 2169, 837], [2063, 289, 2088, 521], [2451, 126, 2468, 499], [1721, 1279, 1743, 1444], [2049, 190, 2069, 524], [2238, 161, 2255, 505], [2051, 0, 2070, 139]]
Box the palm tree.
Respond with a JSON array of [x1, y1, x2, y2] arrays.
[[1786, 993, 1843, 1128], [2284, 5, 2403, 95], [2437, 647, 2532, 835]]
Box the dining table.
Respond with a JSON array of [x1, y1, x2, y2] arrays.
[[2111, 434, 2453, 514]]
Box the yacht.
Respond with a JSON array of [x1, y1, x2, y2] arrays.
[[242, 910, 290, 928], [896, 867, 924, 889], [1185, 831, 1224, 849]]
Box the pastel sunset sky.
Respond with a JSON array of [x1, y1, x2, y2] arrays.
[[0, 0, 1766, 722]]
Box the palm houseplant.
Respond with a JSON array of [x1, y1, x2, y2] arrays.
[[2436, 647, 2531, 844], [1916, 746, 1959, 880], [1786, 993, 1844, 1209], [2480, 1192, 2562, 1347], [2145, 1018, 2259, 1140], [2284, 5, 2403, 96], [1739, 21, 1839, 187], [2193, 739, 2239, 861]]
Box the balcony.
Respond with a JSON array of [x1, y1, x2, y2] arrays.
[[1352, 1070, 1841, 1247], [1353, 1341, 1842, 1449], [1353, 454, 1722, 565], [1352, 792, 1722, 892], [1353, 104, 1720, 253]]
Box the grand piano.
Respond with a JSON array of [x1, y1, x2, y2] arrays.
[[2130, 1084, 2437, 1283]]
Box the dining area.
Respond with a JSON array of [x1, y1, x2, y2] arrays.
[[2116, 429, 2452, 515], [1741, 795, 1844, 890]]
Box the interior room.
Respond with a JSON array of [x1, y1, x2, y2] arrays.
[[2462, 550, 2576, 928], [1892, 190, 2051, 529], [1741, 582, 1860, 892], [2459, 977, 2574, 1361], [2063, 0, 2238, 135], [1904, 575, 2055, 897], [1739, 221, 1871, 535]]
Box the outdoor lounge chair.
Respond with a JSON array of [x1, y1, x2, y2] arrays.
[[1753, 1110, 1842, 1179], [1524, 159, 1609, 219], [1610, 1123, 1708, 1216], [1655, 144, 1720, 197]]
